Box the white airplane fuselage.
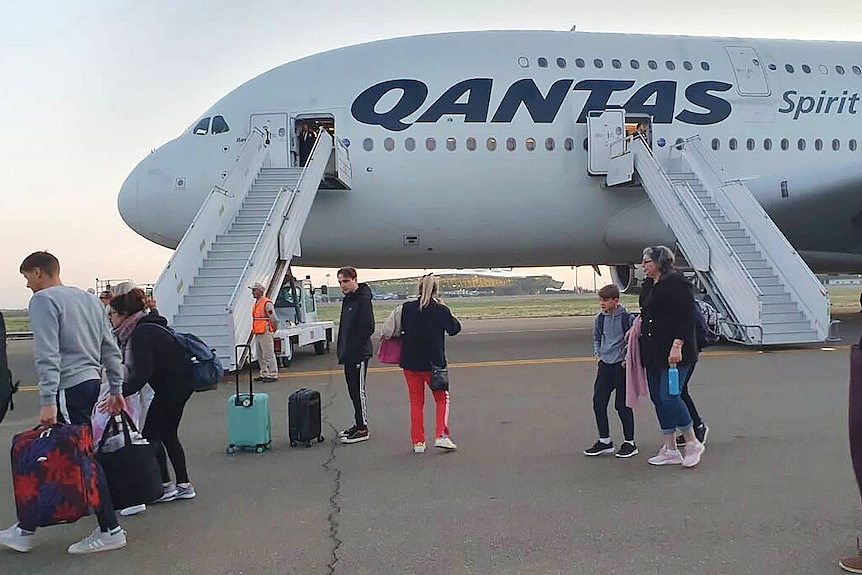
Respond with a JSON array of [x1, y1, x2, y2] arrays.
[[118, 30, 862, 272]]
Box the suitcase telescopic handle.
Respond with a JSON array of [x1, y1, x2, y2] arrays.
[[235, 344, 253, 407]]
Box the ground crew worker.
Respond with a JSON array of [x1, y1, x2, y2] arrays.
[[250, 282, 279, 382]]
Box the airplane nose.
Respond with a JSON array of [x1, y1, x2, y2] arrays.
[[118, 167, 140, 231]]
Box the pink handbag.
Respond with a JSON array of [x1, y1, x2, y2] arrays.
[[377, 338, 402, 365]]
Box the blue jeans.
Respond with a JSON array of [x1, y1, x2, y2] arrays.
[[646, 366, 694, 435]]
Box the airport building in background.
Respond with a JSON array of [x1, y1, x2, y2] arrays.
[[363, 270, 565, 299]]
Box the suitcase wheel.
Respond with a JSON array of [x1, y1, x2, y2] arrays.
[[304, 441, 312, 448], [290, 441, 298, 448], [317, 436, 324, 443], [255, 445, 265, 454], [226, 445, 236, 454]]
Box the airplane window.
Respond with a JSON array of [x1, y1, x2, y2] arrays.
[[711, 138, 720, 150], [768, 63, 777, 71], [466, 137, 477, 151], [833, 139, 841, 151], [701, 61, 710, 71], [801, 64, 811, 74], [193, 117, 210, 135], [575, 58, 585, 68], [781, 138, 789, 151], [363, 138, 374, 151], [666, 60, 676, 71], [612, 59, 622, 69], [683, 61, 693, 71], [518, 57, 529, 68], [583, 137, 589, 151], [384, 137, 395, 151], [798, 139, 806, 151], [837, 65, 846, 75], [405, 137, 416, 151], [850, 139, 858, 151], [211, 116, 229, 134], [564, 138, 574, 151], [785, 64, 794, 73], [675, 138, 684, 148], [819, 65, 828, 74], [426, 138, 436, 151], [630, 60, 640, 70], [557, 58, 567, 68], [545, 138, 555, 151], [538, 57, 548, 68], [506, 137, 517, 151], [814, 138, 823, 151], [729, 138, 738, 151], [648, 60, 658, 70], [487, 138, 497, 151], [853, 66, 862, 75], [526, 138, 536, 151], [594, 59, 604, 69], [746, 138, 755, 151], [446, 137, 456, 151], [763, 139, 772, 151]]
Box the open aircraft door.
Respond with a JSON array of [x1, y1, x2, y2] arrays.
[[250, 113, 289, 167], [587, 109, 626, 175]]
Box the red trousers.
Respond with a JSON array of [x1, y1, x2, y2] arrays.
[[403, 370, 450, 444]]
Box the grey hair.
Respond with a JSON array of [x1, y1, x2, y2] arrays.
[[643, 245, 675, 274]]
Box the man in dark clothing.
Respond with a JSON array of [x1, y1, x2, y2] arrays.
[[336, 266, 374, 444], [298, 122, 317, 167]]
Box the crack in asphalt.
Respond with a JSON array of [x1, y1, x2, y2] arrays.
[[320, 379, 343, 575]]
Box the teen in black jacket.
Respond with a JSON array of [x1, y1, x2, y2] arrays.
[[111, 290, 196, 502], [336, 268, 375, 444], [638, 246, 705, 468]]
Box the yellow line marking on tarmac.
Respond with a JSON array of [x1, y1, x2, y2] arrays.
[[15, 344, 851, 391]]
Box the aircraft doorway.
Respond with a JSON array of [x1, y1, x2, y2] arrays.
[[294, 116, 335, 168]]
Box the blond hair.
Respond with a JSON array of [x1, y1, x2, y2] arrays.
[[417, 274, 439, 310]]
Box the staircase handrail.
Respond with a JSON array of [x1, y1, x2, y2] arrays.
[[680, 136, 830, 339], [153, 128, 268, 324]]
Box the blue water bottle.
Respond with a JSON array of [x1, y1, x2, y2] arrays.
[[668, 366, 680, 396]]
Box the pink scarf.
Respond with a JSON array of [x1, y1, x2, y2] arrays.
[[115, 310, 147, 349], [625, 316, 649, 409]]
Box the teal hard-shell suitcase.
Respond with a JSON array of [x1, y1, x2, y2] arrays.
[[227, 345, 271, 454]]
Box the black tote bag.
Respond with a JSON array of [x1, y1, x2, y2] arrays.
[[96, 412, 163, 509], [430, 365, 449, 392]]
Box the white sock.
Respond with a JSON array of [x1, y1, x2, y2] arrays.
[[177, 482, 190, 489], [599, 437, 612, 444]]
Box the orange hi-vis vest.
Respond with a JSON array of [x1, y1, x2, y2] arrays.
[[252, 297, 273, 334]]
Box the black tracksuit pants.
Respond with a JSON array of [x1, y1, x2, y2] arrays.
[[343, 360, 369, 429]]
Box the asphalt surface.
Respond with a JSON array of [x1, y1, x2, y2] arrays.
[[1, 313, 861, 574]]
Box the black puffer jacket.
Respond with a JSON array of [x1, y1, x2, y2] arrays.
[[123, 314, 191, 400], [638, 271, 698, 368], [399, 300, 462, 372], [337, 283, 375, 364]]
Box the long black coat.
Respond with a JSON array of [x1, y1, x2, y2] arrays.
[[399, 300, 462, 372], [638, 271, 698, 368]]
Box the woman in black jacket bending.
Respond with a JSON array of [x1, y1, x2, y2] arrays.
[[399, 274, 462, 454], [109, 289, 196, 502], [638, 246, 705, 468]]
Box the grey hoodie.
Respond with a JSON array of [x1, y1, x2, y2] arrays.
[[29, 285, 123, 406], [592, 305, 634, 365]]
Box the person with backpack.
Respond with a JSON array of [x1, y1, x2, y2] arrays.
[[0, 311, 18, 425], [584, 285, 638, 458], [109, 289, 196, 503], [672, 299, 715, 448]]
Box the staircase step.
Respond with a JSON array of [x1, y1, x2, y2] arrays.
[[762, 302, 799, 313], [192, 276, 242, 288], [748, 268, 776, 278], [172, 315, 228, 328], [207, 250, 251, 261], [715, 222, 742, 232], [741, 258, 769, 269], [731, 243, 758, 253], [210, 242, 255, 252], [752, 275, 781, 287], [762, 311, 805, 323], [721, 229, 748, 239], [171, 324, 231, 339], [182, 294, 232, 306], [201, 258, 248, 269], [197, 267, 244, 278], [759, 285, 788, 296], [761, 330, 820, 345], [762, 293, 792, 304], [188, 286, 235, 297], [177, 303, 228, 316], [737, 251, 763, 261], [215, 234, 259, 243]]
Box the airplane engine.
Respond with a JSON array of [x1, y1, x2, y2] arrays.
[[609, 264, 645, 294]]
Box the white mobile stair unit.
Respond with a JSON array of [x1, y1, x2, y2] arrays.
[[593, 116, 830, 345], [154, 128, 335, 369]]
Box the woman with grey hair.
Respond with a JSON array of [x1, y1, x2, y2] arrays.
[[638, 246, 705, 468]]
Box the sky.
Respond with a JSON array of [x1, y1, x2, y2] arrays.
[[1, 0, 859, 308]]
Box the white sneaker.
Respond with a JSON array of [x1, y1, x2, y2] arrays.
[[156, 483, 178, 503], [682, 441, 705, 468], [119, 504, 146, 517], [434, 436, 457, 450], [0, 524, 36, 553], [67, 527, 127, 555], [413, 442, 426, 453], [175, 483, 196, 500], [647, 446, 683, 466]]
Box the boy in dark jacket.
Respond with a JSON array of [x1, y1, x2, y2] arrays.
[[584, 285, 638, 458], [336, 267, 374, 444]]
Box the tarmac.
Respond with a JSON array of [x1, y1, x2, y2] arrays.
[[1, 312, 861, 574]]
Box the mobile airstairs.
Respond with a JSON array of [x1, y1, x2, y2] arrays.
[[154, 127, 346, 370], [589, 110, 831, 345]]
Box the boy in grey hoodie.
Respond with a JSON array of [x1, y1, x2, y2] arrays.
[[584, 285, 637, 458]]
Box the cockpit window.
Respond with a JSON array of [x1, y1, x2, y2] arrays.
[[211, 116, 230, 134], [193, 117, 211, 135]]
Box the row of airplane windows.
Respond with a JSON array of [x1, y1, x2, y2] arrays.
[[524, 57, 862, 76], [362, 136, 860, 153]]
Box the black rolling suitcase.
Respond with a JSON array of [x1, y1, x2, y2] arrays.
[[288, 389, 324, 448]]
